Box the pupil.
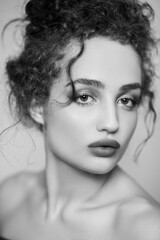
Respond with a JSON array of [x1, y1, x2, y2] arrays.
[[122, 98, 129, 104], [81, 95, 88, 101]]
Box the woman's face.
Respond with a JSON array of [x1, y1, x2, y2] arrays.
[[42, 37, 142, 174]]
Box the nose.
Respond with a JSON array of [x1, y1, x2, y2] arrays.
[[96, 101, 119, 134]]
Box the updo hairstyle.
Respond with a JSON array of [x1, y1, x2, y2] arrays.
[[6, 0, 157, 132]]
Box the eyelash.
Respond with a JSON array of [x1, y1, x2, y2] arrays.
[[73, 92, 96, 106], [117, 96, 139, 110]]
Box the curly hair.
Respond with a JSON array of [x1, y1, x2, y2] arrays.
[[6, 0, 157, 136]]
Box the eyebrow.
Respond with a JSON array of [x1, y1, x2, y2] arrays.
[[66, 78, 141, 91], [66, 78, 105, 89], [119, 83, 142, 92]]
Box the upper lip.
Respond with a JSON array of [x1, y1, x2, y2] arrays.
[[88, 139, 120, 149]]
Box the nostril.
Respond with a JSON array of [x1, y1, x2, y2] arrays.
[[96, 119, 119, 133], [96, 109, 119, 133]]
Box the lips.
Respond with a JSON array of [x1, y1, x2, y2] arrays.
[[88, 139, 120, 157]]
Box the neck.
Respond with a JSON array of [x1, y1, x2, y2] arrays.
[[44, 146, 116, 219]]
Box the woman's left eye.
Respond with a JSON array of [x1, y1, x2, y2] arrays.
[[118, 96, 138, 109]]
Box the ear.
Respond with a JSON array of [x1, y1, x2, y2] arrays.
[[29, 105, 45, 125]]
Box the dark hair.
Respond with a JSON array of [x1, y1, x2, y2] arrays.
[[5, 0, 157, 142]]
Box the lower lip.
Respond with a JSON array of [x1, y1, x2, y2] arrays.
[[88, 146, 118, 157]]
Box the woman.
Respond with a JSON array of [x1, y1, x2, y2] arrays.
[[0, 0, 160, 239]]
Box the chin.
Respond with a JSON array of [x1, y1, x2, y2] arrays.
[[80, 162, 118, 175]]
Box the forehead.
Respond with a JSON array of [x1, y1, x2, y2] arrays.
[[49, 37, 142, 101], [69, 37, 141, 87]]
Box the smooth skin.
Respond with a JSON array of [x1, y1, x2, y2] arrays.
[[0, 38, 160, 240]]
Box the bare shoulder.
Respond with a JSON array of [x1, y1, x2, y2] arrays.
[[113, 168, 160, 239], [116, 196, 160, 240], [0, 171, 44, 219]]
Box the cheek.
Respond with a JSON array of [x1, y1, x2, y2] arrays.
[[121, 111, 138, 142], [45, 107, 92, 145]]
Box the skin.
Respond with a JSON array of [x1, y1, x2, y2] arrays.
[[0, 37, 160, 240]]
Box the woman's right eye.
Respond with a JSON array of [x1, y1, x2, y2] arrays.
[[74, 92, 96, 106]]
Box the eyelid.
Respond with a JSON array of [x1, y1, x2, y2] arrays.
[[74, 88, 98, 98], [117, 94, 140, 109], [118, 88, 141, 96], [73, 84, 101, 93], [117, 90, 141, 100], [73, 89, 97, 105]]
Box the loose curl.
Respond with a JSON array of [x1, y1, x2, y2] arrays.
[[5, 0, 158, 154]]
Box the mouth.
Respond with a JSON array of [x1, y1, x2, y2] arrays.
[[88, 139, 120, 157]]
